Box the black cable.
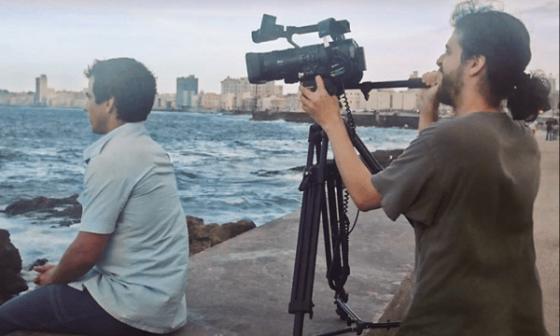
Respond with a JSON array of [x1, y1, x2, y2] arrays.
[[338, 88, 359, 237], [348, 210, 359, 235]]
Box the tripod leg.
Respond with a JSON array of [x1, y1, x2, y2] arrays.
[[289, 125, 330, 336], [293, 312, 305, 336]]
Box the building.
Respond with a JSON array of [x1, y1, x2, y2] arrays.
[[199, 92, 221, 110], [176, 75, 199, 110], [546, 74, 559, 114], [220, 93, 236, 111], [391, 90, 421, 110], [220, 76, 283, 110], [34, 74, 48, 106], [282, 94, 303, 112], [258, 96, 284, 112], [361, 89, 420, 112], [0, 90, 34, 106], [366, 90, 392, 111], [345, 89, 368, 112], [153, 93, 176, 110], [47, 90, 87, 108]]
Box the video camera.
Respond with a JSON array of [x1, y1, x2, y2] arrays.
[[245, 14, 426, 99], [246, 14, 365, 96]]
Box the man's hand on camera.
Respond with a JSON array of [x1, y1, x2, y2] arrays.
[[300, 76, 342, 132], [418, 71, 442, 131]]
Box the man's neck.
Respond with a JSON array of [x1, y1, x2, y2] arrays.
[[454, 84, 500, 117], [104, 119, 126, 134]]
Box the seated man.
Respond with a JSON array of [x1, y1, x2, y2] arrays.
[[0, 58, 189, 335]]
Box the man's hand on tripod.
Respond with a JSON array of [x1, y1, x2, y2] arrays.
[[300, 75, 382, 212], [300, 75, 343, 132]]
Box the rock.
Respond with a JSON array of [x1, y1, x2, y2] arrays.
[[221, 220, 257, 238], [0, 229, 28, 304], [54, 203, 82, 220], [27, 258, 48, 271], [4, 194, 82, 225], [186, 217, 256, 255], [186, 215, 204, 229]]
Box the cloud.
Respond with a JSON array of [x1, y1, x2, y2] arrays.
[[515, 1, 559, 16], [0, 0, 557, 93]]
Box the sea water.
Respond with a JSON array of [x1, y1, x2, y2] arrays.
[[0, 106, 416, 265]]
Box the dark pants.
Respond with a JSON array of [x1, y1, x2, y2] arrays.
[[0, 284, 155, 336]]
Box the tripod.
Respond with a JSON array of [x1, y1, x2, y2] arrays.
[[288, 99, 401, 336]]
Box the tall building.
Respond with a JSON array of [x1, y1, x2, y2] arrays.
[[34, 74, 48, 105], [176, 75, 199, 110]]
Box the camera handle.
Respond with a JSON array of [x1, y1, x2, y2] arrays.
[[289, 89, 401, 336], [301, 76, 341, 96]]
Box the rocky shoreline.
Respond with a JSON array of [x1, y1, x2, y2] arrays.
[[0, 196, 257, 297], [1, 196, 256, 256], [0, 229, 28, 304]]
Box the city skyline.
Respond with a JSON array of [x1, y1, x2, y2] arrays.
[[0, 0, 558, 94]]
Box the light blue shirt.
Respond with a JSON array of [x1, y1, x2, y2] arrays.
[[70, 122, 188, 333]]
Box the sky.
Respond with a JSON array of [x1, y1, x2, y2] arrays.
[[0, 0, 558, 94]]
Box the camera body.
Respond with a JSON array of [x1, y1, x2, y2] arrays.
[[245, 15, 366, 95]]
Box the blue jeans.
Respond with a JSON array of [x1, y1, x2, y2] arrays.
[[0, 284, 155, 335]]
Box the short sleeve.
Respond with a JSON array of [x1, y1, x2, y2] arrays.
[[78, 154, 134, 234], [371, 127, 443, 224]]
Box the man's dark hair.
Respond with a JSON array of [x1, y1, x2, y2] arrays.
[[85, 58, 157, 122], [451, 1, 550, 121]]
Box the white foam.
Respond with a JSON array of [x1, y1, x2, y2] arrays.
[[0, 214, 77, 266]]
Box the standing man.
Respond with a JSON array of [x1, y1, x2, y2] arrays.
[[0, 58, 188, 335], [300, 4, 550, 336]]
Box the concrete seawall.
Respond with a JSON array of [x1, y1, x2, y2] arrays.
[[533, 132, 559, 335], [178, 207, 414, 336], [252, 111, 419, 128], [8, 132, 558, 336]]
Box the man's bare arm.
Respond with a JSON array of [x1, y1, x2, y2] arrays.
[[300, 76, 382, 211], [35, 231, 109, 285], [418, 71, 441, 131]]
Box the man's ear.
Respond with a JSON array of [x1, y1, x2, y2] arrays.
[[466, 55, 486, 77], [103, 97, 116, 114]]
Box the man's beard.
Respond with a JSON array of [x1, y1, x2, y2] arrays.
[[436, 65, 464, 108]]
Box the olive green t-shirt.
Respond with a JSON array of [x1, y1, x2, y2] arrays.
[[372, 112, 547, 336]]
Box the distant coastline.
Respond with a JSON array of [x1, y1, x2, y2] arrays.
[[250, 110, 420, 128], [1, 105, 420, 128]]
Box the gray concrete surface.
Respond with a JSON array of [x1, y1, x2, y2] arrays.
[[533, 132, 559, 336], [177, 207, 414, 336]]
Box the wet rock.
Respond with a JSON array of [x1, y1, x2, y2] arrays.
[[186, 216, 256, 255], [27, 258, 48, 272], [4, 194, 82, 225], [0, 229, 28, 304]]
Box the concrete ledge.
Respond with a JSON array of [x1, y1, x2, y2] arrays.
[[179, 207, 414, 336], [366, 273, 413, 336]]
